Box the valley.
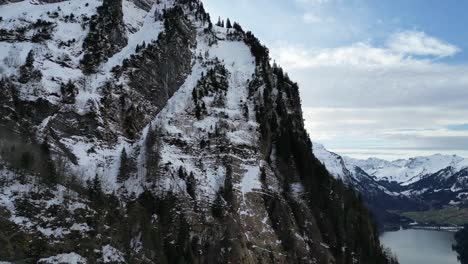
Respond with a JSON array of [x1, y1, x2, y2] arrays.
[[313, 143, 468, 230]]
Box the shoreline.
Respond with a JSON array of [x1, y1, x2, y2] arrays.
[[382, 225, 463, 233], [406, 225, 462, 232], [381, 222, 463, 233]]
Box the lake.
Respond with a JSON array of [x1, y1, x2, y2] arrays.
[[380, 229, 460, 264]]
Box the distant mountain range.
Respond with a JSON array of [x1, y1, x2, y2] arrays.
[[313, 143, 468, 228]]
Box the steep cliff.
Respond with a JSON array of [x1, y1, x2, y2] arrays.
[[0, 0, 396, 263]]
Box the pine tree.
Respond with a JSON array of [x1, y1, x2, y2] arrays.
[[242, 103, 249, 120], [20, 151, 34, 171], [40, 139, 58, 186], [200, 138, 207, 149], [178, 166, 186, 179], [260, 167, 267, 182], [61, 80, 77, 104], [222, 163, 234, 207], [233, 22, 243, 32], [19, 151, 34, 184], [192, 88, 198, 103], [186, 172, 196, 199], [117, 148, 130, 183], [25, 50, 34, 67], [88, 174, 103, 203], [201, 102, 207, 113], [211, 191, 224, 218], [145, 126, 161, 182], [195, 104, 202, 120], [19, 50, 42, 83], [226, 18, 232, 29]]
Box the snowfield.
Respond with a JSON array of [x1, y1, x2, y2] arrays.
[[345, 153, 467, 185], [38, 253, 87, 264], [1, 0, 266, 200]]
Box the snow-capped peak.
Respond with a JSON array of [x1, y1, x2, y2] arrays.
[[313, 142, 468, 191], [345, 153, 467, 185]]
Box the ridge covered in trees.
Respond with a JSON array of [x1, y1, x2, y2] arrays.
[[454, 225, 468, 264]]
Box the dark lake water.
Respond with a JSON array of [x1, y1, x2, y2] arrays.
[[380, 229, 460, 264]]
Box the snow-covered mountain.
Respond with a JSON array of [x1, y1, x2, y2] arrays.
[[344, 152, 468, 207], [313, 143, 424, 227], [311, 143, 353, 181], [345, 154, 468, 186], [0, 0, 395, 263], [313, 143, 468, 227]]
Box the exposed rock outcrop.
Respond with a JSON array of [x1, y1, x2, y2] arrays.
[[0, 1, 397, 263]]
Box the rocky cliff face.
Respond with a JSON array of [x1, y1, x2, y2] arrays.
[[0, 1, 395, 263]]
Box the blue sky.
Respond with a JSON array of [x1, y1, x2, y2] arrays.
[[203, 0, 468, 160]]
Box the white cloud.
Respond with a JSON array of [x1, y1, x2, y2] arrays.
[[270, 39, 468, 159], [303, 13, 323, 24], [271, 43, 468, 108], [387, 30, 460, 57], [303, 107, 468, 159], [272, 31, 461, 70], [272, 43, 417, 69]]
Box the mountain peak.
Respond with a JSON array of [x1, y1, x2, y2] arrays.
[[0, 1, 394, 263]]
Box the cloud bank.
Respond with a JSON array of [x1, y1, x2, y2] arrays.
[[387, 31, 460, 58], [271, 32, 468, 159]]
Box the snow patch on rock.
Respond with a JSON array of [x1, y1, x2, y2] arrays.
[[38, 252, 87, 264]]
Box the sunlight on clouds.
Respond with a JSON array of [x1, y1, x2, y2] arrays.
[[271, 43, 416, 69], [387, 30, 460, 58], [271, 31, 461, 70]]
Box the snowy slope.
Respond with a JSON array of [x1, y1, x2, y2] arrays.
[[312, 143, 352, 181], [345, 154, 468, 185], [313, 142, 397, 194], [0, 0, 172, 189], [0, 0, 265, 211], [151, 32, 261, 200]]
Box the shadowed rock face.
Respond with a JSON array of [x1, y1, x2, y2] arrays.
[[81, 0, 128, 74], [0, 1, 396, 263], [112, 6, 197, 139]]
